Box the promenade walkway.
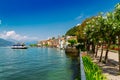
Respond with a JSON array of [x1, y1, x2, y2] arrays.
[[94, 50, 120, 80]]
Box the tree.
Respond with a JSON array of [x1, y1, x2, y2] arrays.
[[96, 15, 106, 62], [68, 39, 77, 47], [52, 37, 55, 40], [103, 12, 115, 63], [66, 25, 86, 43], [114, 3, 120, 71], [83, 17, 98, 53], [84, 16, 100, 55]]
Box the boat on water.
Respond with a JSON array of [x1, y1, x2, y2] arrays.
[[11, 43, 28, 49]]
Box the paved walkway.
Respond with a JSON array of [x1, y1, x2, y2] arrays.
[[94, 50, 120, 80]]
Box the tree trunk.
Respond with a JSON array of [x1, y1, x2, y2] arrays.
[[87, 40, 90, 52], [118, 35, 120, 71], [92, 41, 95, 54], [95, 44, 98, 58], [104, 41, 111, 63], [99, 43, 104, 62], [84, 41, 87, 51]]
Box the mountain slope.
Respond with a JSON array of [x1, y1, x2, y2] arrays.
[[0, 38, 14, 47]]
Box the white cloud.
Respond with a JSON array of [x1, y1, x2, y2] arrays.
[[0, 31, 38, 41], [75, 14, 84, 20]]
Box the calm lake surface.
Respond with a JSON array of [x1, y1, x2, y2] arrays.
[[0, 47, 80, 80]]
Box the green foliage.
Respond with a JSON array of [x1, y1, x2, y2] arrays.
[[52, 37, 55, 40], [66, 25, 85, 42], [110, 44, 118, 49], [66, 26, 77, 36], [44, 44, 49, 47], [62, 35, 65, 37], [68, 39, 77, 46], [82, 56, 106, 80], [29, 44, 37, 47]]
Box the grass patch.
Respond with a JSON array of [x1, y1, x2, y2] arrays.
[[82, 56, 106, 80]]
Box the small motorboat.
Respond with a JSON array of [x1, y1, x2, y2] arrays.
[[11, 43, 28, 49]]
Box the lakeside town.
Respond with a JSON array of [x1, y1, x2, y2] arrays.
[[37, 36, 77, 49]]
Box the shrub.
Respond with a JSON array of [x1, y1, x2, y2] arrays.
[[68, 39, 77, 46]]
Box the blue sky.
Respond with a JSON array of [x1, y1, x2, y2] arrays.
[[0, 0, 119, 41]]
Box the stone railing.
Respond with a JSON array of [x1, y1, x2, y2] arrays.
[[80, 51, 86, 80]]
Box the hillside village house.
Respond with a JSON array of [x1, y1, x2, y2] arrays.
[[59, 37, 66, 49]]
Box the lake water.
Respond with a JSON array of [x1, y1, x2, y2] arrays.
[[0, 47, 80, 80]]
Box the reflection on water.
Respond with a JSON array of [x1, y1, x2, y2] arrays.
[[0, 47, 80, 80], [65, 53, 80, 80]]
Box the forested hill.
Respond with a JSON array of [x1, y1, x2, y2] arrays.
[[65, 17, 96, 42]]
